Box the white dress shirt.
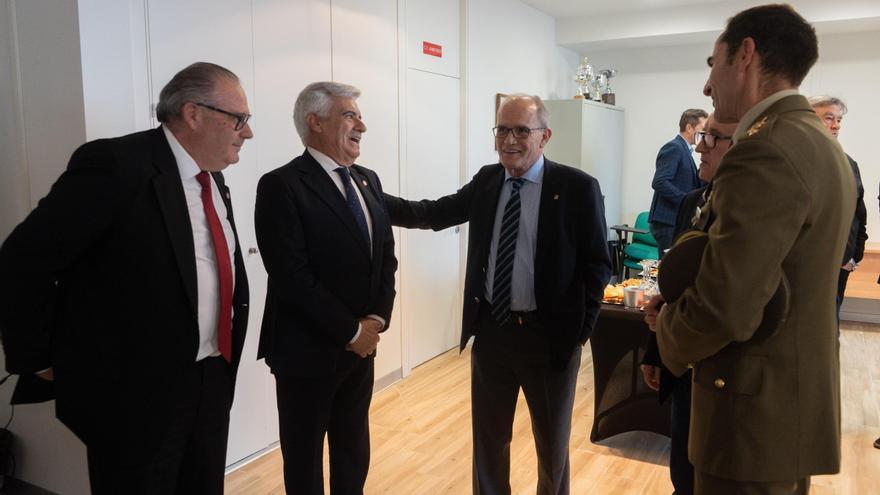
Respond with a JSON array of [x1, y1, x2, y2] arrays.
[[163, 125, 236, 361]]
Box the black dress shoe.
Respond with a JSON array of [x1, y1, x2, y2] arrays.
[[874, 437, 880, 449]]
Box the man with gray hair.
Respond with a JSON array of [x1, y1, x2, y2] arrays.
[[0, 61, 253, 493], [808, 95, 868, 318], [255, 81, 397, 494], [384, 93, 611, 495]]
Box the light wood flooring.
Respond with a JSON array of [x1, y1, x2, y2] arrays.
[[225, 321, 880, 495], [845, 251, 880, 300]]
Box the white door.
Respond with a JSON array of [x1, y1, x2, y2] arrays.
[[403, 68, 462, 368]]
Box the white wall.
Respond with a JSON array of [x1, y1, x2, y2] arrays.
[[588, 30, 880, 249], [465, 0, 580, 176]]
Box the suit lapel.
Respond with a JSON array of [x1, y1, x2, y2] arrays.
[[298, 152, 371, 256], [151, 128, 198, 316], [350, 166, 383, 256], [535, 160, 561, 293]]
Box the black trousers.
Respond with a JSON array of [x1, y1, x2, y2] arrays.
[[275, 355, 374, 495], [471, 309, 581, 495], [670, 370, 694, 495], [87, 356, 233, 495]]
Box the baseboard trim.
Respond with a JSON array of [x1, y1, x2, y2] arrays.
[[841, 296, 880, 324], [374, 367, 403, 393], [225, 441, 280, 474]]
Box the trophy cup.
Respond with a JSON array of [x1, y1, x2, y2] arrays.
[[573, 57, 595, 100], [599, 68, 617, 105]]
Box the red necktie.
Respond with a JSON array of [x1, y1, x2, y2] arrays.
[[196, 171, 233, 363]]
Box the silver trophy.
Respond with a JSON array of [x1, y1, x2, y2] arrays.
[[574, 57, 595, 100], [599, 68, 617, 105]]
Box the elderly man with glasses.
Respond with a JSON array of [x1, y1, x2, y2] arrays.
[[0, 62, 254, 494], [384, 94, 611, 495]]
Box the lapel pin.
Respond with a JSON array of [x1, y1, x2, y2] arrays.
[[362, 180, 368, 187], [225, 192, 231, 200], [553, 194, 559, 200]]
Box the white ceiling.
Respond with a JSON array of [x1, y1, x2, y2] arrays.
[[520, 0, 880, 53]]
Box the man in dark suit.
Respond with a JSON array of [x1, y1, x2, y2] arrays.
[[255, 81, 397, 494], [648, 108, 708, 253], [808, 95, 868, 317], [0, 62, 253, 494], [384, 94, 611, 495], [641, 113, 736, 495], [646, 5, 853, 493]]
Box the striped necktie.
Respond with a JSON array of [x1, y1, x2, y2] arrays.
[[491, 178, 525, 325]]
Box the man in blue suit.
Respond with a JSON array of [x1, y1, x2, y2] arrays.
[[648, 108, 707, 253]]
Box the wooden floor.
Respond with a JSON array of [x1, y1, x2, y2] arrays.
[[225, 321, 880, 495], [845, 251, 880, 300]]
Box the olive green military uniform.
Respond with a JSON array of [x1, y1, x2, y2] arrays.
[[656, 92, 855, 493]]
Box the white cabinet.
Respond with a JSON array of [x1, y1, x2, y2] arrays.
[[542, 99, 625, 231]]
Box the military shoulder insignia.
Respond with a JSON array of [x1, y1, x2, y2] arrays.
[[746, 116, 768, 137]]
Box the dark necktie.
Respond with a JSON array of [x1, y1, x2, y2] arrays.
[[491, 178, 525, 325], [196, 171, 233, 363], [335, 167, 371, 245]]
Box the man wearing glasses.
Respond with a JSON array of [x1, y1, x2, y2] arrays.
[[0, 62, 253, 494], [646, 5, 853, 493], [647, 108, 708, 254], [384, 94, 611, 495], [641, 113, 736, 495]]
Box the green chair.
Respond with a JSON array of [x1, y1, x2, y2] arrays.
[[622, 212, 659, 273]]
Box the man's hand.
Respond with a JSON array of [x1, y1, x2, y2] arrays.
[[36, 368, 54, 381], [347, 318, 382, 357], [640, 364, 660, 391], [644, 294, 666, 332], [842, 260, 857, 272]]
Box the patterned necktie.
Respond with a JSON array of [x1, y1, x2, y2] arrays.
[[335, 167, 371, 245], [196, 171, 233, 363], [491, 178, 525, 325]]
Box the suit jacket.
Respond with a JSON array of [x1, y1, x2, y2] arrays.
[[0, 127, 249, 457], [656, 94, 854, 481], [255, 151, 397, 377], [384, 159, 612, 369], [642, 184, 706, 401], [648, 135, 702, 226], [842, 154, 867, 265]]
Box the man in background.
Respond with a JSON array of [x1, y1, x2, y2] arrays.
[[385, 94, 611, 495], [646, 5, 854, 493], [648, 108, 707, 253], [808, 95, 868, 317], [641, 112, 737, 495], [0, 62, 253, 494], [255, 81, 397, 494]]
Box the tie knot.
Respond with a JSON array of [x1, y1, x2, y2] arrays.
[[335, 167, 352, 181], [509, 178, 525, 191], [196, 171, 211, 190]]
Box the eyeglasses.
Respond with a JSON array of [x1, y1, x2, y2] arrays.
[[195, 102, 252, 131], [492, 126, 546, 139], [695, 131, 732, 149]]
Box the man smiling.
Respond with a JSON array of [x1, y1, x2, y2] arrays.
[[255, 82, 397, 494], [645, 5, 854, 494], [384, 94, 611, 495]]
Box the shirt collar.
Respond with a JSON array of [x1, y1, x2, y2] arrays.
[[734, 89, 799, 143], [162, 125, 201, 180], [308, 146, 348, 174], [505, 155, 545, 184]]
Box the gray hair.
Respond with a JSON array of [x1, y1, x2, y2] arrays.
[[155, 62, 239, 123], [293, 81, 362, 144], [808, 95, 848, 114], [498, 93, 550, 128]]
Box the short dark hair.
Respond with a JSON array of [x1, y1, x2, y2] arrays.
[[679, 109, 708, 132], [719, 4, 817, 86], [155, 62, 239, 123]]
